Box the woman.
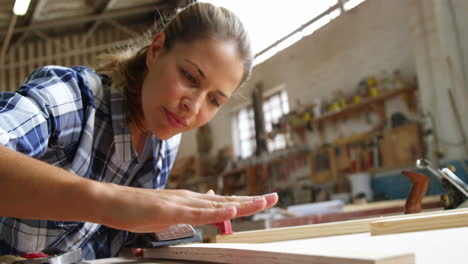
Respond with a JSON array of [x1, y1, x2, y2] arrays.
[[0, 2, 278, 259]]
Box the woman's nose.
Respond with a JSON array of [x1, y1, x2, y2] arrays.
[[181, 94, 203, 115]]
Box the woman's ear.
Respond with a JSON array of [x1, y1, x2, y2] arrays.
[[146, 33, 166, 69]]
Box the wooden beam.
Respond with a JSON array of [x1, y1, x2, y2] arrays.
[[371, 208, 468, 235], [0, 14, 17, 64], [79, 0, 111, 48], [143, 243, 414, 264], [214, 207, 467, 243], [214, 217, 375, 243], [0, 5, 161, 36], [104, 19, 138, 37], [343, 195, 440, 213]]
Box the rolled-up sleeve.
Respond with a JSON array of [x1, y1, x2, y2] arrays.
[[0, 66, 93, 158]]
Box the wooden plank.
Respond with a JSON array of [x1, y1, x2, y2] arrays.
[[144, 226, 468, 264], [53, 39, 62, 65], [45, 39, 53, 64], [143, 243, 414, 264], [215, 207, 466, 243], [263, 227, 468, 264], [26, 42, 35, 75], [215, 217, 375, 243], [72, 34, 80, 66], [7, 53, 16, 91], [63, 36, 71, 66], [270, 198, 442, 229], [36, 40, 44, 70], [343, 195, 440, 213], [371, 208, 468, 235], [18, 45, 25, 82], [89, 257, 201, 264]]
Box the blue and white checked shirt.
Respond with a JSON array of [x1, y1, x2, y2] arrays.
[[0, 66, 181, 259]]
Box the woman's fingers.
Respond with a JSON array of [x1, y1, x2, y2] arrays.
[[264, 193, 279, 209], [179, 191, 278, 217], [119, 189, 279, 233], [232, 197, 268, 217], [171, 196, 267, 218], [193, 190, 278, 204], [187, 206, 238, 225]]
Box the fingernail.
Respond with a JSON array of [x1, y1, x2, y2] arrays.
[[252, 197, 266, 204], [225, 207, 236, 215], [264, 192, 278, 199]]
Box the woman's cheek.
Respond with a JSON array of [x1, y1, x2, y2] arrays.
[[200, 110, 217, 127]]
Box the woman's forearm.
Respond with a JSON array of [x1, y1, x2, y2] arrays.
[[0, 145, 104, 222], [0, 144, 278, 233]]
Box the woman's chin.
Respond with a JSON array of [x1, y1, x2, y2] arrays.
[[151, 129, 177, 140]]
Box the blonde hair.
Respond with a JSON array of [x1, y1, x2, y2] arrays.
[[96, 2, 253, 124]]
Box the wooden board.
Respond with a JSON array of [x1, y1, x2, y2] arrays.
[[89, 257, 202, 264], [90, 227, 468, 264], [215, 207, 467, 243], [343, 195, 440, 213], [370, 208, 468, 235], [143, 243, 414, 264], [261, 227, 468, 264], [142, 227, 468, 264], [214, 217, 375, 243]]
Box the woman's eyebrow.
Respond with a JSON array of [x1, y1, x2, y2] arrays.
[[184, 59, 205, 79], [217, 90, 228, 98]]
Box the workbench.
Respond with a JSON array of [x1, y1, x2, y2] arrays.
[[88, 208, 468, 264], [89, 227, 468, 264]]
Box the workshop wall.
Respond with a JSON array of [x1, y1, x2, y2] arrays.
[[447, 0, 468, 158], [177, 0, 417, 159], [0, 26, 142, 92], [411, 0, 468, 161], [453, 0, 468, 88]]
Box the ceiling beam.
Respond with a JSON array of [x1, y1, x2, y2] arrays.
[[79, 0, 112, 48], [0, 4, 166, 37], [104, 19, 138, 37]]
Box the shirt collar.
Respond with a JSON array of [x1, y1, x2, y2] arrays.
[[109, 86, 165, 167]]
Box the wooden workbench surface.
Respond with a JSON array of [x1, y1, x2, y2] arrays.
[[89, 208, 468, 264], [89, 227, 468, 264]]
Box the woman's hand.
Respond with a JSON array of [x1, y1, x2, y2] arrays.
[[95, 183, 278, 233]]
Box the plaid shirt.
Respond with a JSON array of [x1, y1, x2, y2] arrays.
[[0, 66, 181, 259]]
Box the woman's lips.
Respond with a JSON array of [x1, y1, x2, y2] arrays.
[[164, 108, 187, 128]]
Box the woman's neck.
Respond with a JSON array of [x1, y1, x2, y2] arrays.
[[130, 120, 147, 157]]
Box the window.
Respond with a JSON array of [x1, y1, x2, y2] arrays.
[[233, 106, 255, 159], [203, 0, 368, 64], [233, 90, 290, 159], [264, 90, 290, 151]]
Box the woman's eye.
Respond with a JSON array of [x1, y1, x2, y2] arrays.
[[209, 95, 220, 107], [181, 68, 198, 85]]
